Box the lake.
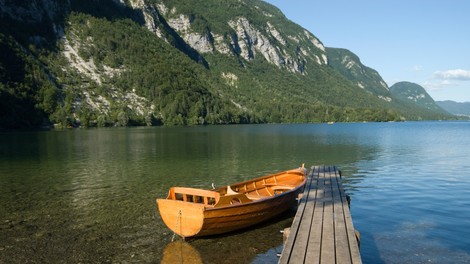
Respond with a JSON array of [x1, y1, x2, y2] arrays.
[[1, 121, 470, 263]]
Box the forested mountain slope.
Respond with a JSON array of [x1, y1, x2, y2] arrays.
[[0, 0, 453, 128]]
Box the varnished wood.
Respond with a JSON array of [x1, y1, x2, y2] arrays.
[[157, 166, 307, 238], [279, 165, 362, 264]]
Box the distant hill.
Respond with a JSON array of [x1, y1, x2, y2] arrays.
[[436, 101, 470, 116], [389, 82, 450, 118], [0, 0, 454, 128]]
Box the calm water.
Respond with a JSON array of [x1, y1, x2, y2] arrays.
[[1, 122, 470, 263]]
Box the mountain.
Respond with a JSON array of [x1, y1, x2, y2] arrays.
[[0, 0, 453, 128], [436, 100, 470, 116], [326, 48, 391, 101], [389, 81, 450, 118]]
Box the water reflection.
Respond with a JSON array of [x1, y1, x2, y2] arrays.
[[161, 241, 202, 264], [157, 208, 295, 263]]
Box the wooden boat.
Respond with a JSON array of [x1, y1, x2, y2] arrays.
[[156, 166, 307, 238]]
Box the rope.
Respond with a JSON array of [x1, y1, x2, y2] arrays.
[[171, 210, 182, 242]]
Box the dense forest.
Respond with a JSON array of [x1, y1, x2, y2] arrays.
[[0, 0, 454, 129]]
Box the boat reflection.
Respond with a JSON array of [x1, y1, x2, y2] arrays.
[[159, 211, 294, 264], [161, 240, 202, 264]]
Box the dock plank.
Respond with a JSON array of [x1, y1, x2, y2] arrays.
[[305, 167, 323, 263], [331, 167, 351, 263], [281, 165, 316, 263], [288, 166, 319, 263], [279, 165, 362, 264]]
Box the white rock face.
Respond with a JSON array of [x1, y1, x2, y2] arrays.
[[407, 94, 426, 102], [62, 32, 124, 85], [321, 54, 328, 65], [186, 33, 213, 53], [62, 31, 153, 118], [167, 14, 214, 53], [226, 17, 327, 73], [222, 72, 239, 87], [128, 0, 144, 8], [156, 2, 169, 15], [228, 18, 254, 60], [228, 17, 282, 65], [168, 14, 191, 32], [214, 34, 231, 54], [300, 30, 327, 65], [128, 0, 165, 39], [342, 56, 356, 70], [380, 81, 388, 89], [62, 36, 103, 84], [77, 88, 152, 117], [124, 90, 154, 116], [287, 35, 299, 43], [304, 31, 325, 51], [81, 91, 111, 114], [267, 22, 286, 45], [119, 2, 328, 74], [378, 96, 392, 102]]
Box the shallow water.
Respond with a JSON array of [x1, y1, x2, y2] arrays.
[[1, 122, 469, 263]]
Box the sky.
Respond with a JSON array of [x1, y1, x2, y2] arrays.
[[264, 0, 470, 102]]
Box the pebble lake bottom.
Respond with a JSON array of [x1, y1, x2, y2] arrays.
[[1, 121, 470, 263]]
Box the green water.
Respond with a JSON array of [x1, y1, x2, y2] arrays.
[[2, 122, 470, 263]]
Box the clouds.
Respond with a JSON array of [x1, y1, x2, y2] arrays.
[[423, 80, 453, 91], [421, 69, 470, 102], [425, 69, 470, 91], [411, 65, 423, 72], [433, 69, 470, 80]]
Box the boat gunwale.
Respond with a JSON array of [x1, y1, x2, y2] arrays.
[[162, 168, 307, 211], [206, 178, 306, 211], [226, 169, 306, 188]]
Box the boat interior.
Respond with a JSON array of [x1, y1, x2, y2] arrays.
[[166, 170, 305, 208]]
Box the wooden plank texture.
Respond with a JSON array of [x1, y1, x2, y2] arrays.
[[279, 165, 362, 264]]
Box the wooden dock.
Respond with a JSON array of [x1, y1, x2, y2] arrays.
[[279, 165, 362, 264]]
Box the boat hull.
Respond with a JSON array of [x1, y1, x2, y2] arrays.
[[198, 187, 302, 237], [157, 199, 205, 237]]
